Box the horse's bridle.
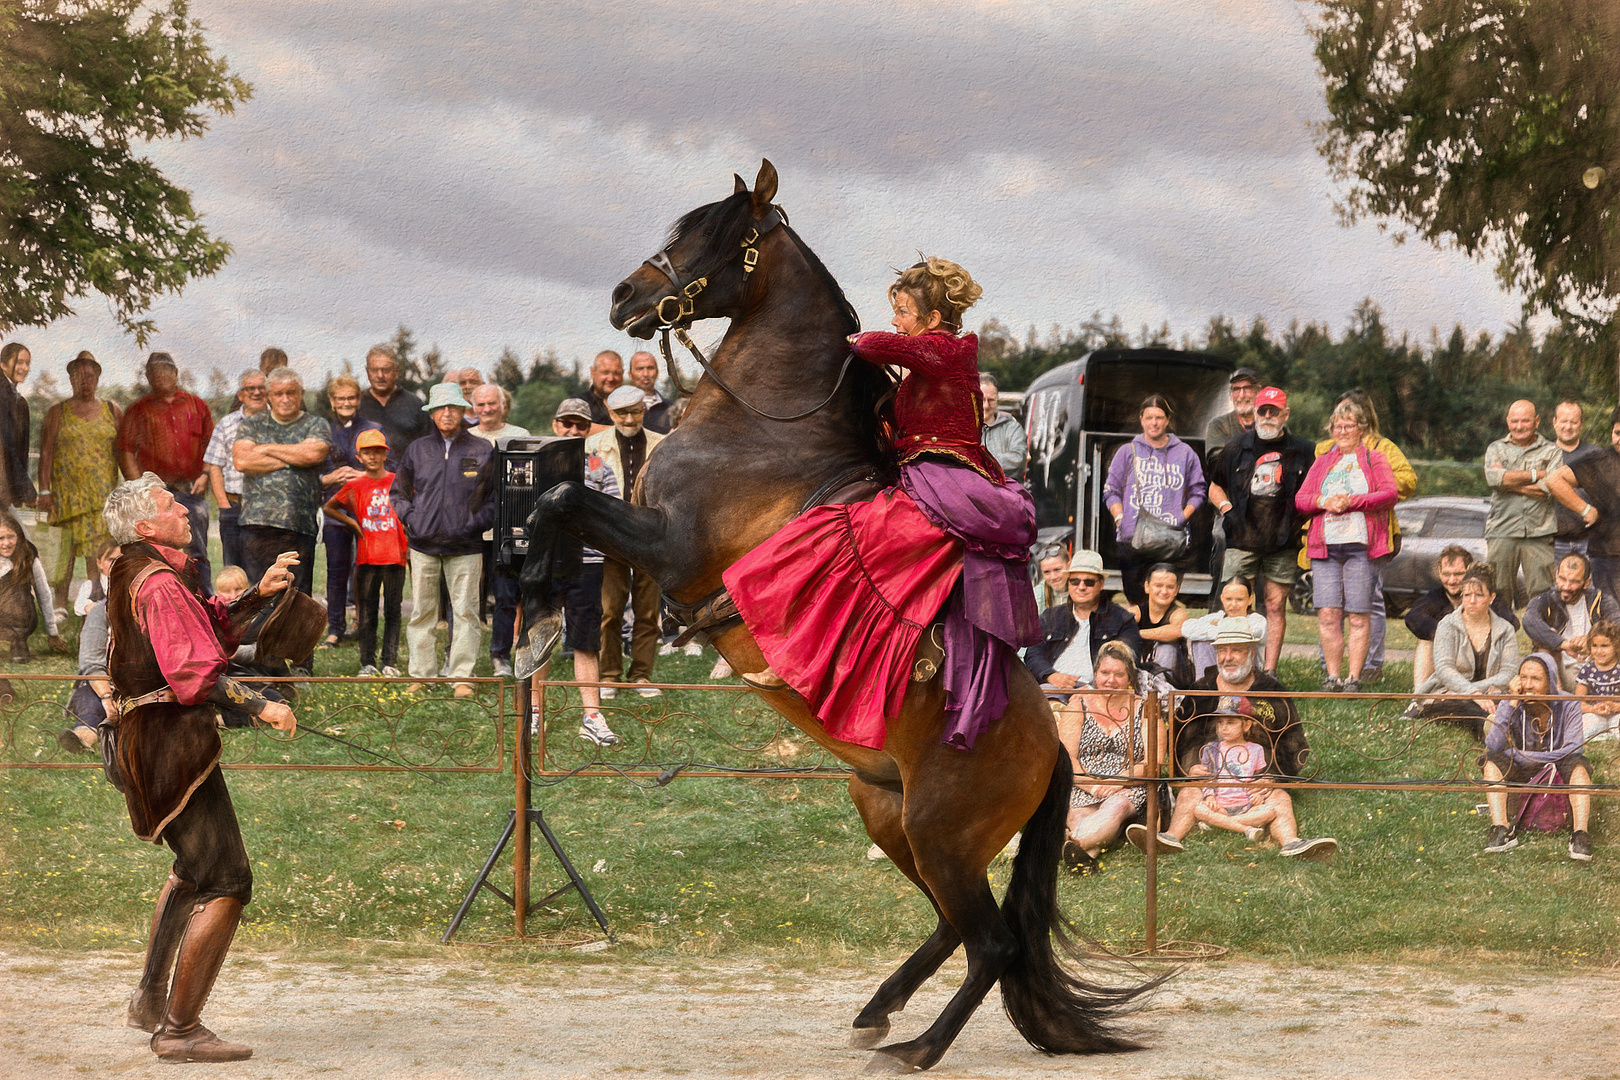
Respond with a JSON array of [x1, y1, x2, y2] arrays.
[[639, 204, 856, 424]]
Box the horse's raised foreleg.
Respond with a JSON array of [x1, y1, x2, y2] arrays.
[[516, 481, 673, 672], [847, 776, 961, 1050]]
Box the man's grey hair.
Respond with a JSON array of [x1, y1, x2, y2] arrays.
[[979, 372, 999, 391], [238, 368, 264, 389], [365, 344, 398, 367], [104, 473, 168, 545], [265, 365, 302, 390]]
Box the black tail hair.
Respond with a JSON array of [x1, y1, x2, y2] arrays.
[[998, 751, 1171, 1053]]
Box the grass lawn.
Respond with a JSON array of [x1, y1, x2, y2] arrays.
[[3, 626, 1618, 968], [2, 516, 1615, 966]]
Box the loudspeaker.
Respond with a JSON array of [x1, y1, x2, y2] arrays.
[[492, 436, 585, 570]]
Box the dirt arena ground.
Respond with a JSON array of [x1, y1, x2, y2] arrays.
[[3, 948, 1617, 1078]]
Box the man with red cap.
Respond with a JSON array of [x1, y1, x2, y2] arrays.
[[1205, 387, 1314, 674]]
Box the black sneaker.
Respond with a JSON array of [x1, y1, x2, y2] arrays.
[[1320, 675, 1343, 693], [1569, 830, 1593, 862], [1484, 825, 1519, 854], [1341, 678, 1361, 694]]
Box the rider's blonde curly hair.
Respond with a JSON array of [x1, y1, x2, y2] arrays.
[[888, 256, 982, 333]]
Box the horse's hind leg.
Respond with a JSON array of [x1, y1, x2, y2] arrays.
[[864, 861, 1013, 1074], [847, 777, 961, 1050]]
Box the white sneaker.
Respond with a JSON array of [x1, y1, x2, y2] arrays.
[[381, 666, 401, 677], [491, 659, 513, 678], [683, 642, 703, 656], [578, 710, 621, 746], [710, 659, 733, 680], [658, 642, 677, 656], [865, 843, 889, 861], [600, 685, 617, 699], [1244, 826, 1265, 842], [635, 679, 663, 698], [358, 664, 380, 677]]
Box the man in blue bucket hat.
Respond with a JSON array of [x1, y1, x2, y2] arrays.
[[390, 382, 494, 698]]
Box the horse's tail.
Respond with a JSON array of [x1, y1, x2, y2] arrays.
[[997, 751, 1169, 1053]]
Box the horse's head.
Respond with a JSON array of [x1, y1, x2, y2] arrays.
[[611, 159, 783, 338]]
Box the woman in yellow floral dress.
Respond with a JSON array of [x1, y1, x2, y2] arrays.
[[38, 352, 123, 614]]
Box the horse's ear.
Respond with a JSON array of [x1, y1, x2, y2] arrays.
[[751, 159, 778, 215], [734, 173, 748, 195]]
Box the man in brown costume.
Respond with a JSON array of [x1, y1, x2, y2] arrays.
[[100, 472, 299, 1062]]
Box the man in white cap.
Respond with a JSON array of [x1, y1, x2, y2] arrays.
[[1024, 549, 1143, 697], [1125, 614, 1334, 859], [586, 384, 665, 697], [390, 382, 495, 698]]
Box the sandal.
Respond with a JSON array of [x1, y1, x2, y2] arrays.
[[319, 634, 341, 649]]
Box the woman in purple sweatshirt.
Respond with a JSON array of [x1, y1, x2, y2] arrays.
[[1481, 651, 1596, 861], [1104, 395, 1206, 608]]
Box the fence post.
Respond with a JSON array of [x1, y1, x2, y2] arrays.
[[1143, 689, 1162, 953], [514, 679, 534, 937]]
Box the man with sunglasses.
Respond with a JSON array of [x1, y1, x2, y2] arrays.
[[1205, 386, 1313, 675], [1024, 549, 1143, 698]]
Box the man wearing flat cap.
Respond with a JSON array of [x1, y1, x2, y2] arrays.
[[391, 382, 495, 698], [586, 384, 666, 697]]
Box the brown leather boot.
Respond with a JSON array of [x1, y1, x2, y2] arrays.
[[150, 897, 252, 1062], [127, 874, 196, 1032]]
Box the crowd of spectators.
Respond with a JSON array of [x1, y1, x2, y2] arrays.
[[998, 368, 1615, 867], [0, 338, 686, 750], [1, 336, 1609, 865]]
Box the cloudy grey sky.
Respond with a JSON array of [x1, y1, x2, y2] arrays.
[[18, 0, 1524, 392]]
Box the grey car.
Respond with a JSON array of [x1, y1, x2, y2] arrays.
[[1291, 495, 1525, 616]]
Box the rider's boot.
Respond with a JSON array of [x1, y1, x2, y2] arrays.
[[741, 666, 789, 691], [150, 897, 253, 1062], [127, 873, 197, 1032]]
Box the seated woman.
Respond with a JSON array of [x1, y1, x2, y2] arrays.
[[1123, 562, 1190, 685], [1057, 641, 1163, 875], [1404, 563, 1518, 739], [72, 538, 118, 617], [1181, 578, 1267, 680], [726, 258, 1039, 750], [1481, 652, 1596, 861], [0, 511, 68, 663]]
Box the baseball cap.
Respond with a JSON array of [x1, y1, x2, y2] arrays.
[[356, 429, 387, 451], [1228, 367, 1259, 386], [555, 398, 593, 421], [1255, 387, 1287, 410]]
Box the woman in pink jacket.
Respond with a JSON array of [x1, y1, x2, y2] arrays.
[[1296, 399, 1398, 693]]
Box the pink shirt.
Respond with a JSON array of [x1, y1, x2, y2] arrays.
[[132, 544, 243, 705]]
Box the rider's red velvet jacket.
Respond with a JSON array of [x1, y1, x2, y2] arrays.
[[848, 330, 1005, 482]]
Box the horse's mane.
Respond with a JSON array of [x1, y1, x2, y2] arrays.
[[665, 193, 895, 467]]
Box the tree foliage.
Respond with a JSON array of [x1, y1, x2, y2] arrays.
[[1311, 0, 1620, 334], [0, 0, 251, 343]]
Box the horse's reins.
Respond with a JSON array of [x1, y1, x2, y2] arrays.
[[641, 205, 857, 423]]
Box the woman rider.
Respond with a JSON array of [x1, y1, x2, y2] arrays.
[[724, 258, 1041, 750]]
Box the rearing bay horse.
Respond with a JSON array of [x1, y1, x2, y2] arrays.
[[517, 160, 1159, 1073]]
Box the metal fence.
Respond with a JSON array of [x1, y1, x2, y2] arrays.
[[7, 673, 1615, 950]]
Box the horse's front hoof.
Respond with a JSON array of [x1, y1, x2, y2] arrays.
[[848, 1021, 890, 1050], [863, 1049, 919, 1074], [514, 615, 563, 679]]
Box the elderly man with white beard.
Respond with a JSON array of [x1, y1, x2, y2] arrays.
[[1205, 387, 1315, 675], [1128, 617, 1333, 858]]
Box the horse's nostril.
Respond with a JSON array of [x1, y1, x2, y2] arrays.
[[612, 281, 634, 306]]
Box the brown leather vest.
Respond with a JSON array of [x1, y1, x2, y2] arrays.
[[106, 542, 222, 842], [108, 542, 201, 699]]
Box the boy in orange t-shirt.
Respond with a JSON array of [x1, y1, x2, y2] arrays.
[[323, 429, 408, 675]]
